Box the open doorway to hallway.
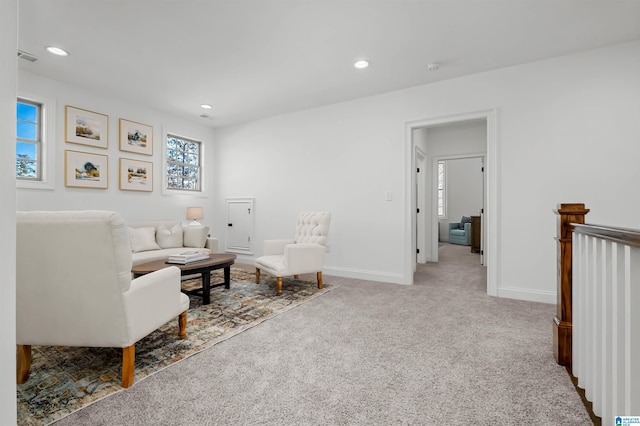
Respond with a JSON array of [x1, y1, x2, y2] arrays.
[[436, 156, 484, 261], [405, 109, 497, 296]]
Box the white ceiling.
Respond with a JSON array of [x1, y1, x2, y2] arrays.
[[17, 0, 640, 128]]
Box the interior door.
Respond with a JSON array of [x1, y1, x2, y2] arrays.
[[415, 147, 427, 263], [225, 198, 254, 254]]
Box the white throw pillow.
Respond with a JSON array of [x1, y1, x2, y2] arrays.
[[128, 227, 160, 253], [156, 223, 183, 248], [183, 225, 209, 248]]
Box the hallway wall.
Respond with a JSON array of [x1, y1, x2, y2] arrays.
[[214, 40, 640, 302]]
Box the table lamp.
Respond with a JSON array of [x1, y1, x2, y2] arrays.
[[186, 207, 203, 226]]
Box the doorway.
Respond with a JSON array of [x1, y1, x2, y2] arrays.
[[404, 109, 497, 297]]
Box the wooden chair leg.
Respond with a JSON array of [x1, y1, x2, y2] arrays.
[[178, 311, 187, 340], [276, 277, 283, 296], [121, 344, 135, 388], [16, 345, 32, 384], [317, 271, 323, 289], [294, 274, 299, 279], [255, 268, 261, 284]]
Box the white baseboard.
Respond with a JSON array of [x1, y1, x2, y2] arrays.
[[232, 257, 407, 285], [497, 286, 556, 304], [231, 257, 555, 304], [322, 266, 407, 285]]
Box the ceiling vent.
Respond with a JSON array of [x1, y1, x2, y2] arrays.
[[17, 50, 38, 62]]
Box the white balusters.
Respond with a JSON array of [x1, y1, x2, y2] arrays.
[[572, 227, 640, 421]]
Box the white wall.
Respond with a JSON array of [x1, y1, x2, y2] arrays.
[[214, 40, 640, 302], [1, 0, 17, 423], [441, 158, 484, 241], [16, 71, 216, 227]]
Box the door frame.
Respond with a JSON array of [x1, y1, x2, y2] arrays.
[[404, 109, 498, 297], [415, 146, 427, 263], [430, 153, 485, 264]]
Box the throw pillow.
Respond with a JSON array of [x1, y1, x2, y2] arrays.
[[183, 225, 210, 248], [128, 227, 160, 253], [459, 216, 471, 230], [156, 223, 183, 248]]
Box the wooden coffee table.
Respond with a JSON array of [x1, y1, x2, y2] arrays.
[[132, 253, 237, 304]]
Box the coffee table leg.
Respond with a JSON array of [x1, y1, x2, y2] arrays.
[[202, 271, 211, 305], [224, 266, 231, 289]]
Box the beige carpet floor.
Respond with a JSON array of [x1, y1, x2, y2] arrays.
[[51, 244, 592, 425], [17, 269, 335, 425]]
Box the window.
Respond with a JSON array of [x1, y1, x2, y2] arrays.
[[16, 99, 42, 180], [16, 94, 55, 189], [166, 134, 202, 192], [437, 160, 446, 218]]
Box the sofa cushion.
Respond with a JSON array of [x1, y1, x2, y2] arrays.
[[156, 223, 183, 248], [128, 227, 160, 253], [183, 225, 209, 248]]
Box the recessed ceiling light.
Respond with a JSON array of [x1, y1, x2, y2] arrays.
[[354, 60, 370, 69], [45, 46, 69, 57], [200, 104, 212, 109]]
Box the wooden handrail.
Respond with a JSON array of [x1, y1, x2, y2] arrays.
[[572, 223, 640, 249], [553, 203, 590, 371]]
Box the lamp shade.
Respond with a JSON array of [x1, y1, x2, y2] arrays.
[[186, 207, 203, 221]]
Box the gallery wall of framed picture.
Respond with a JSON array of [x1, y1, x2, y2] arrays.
[[63, 105, 156, 192], [119, 158, 153, 192], [119, 118, 153, 156], [64, 150, 108, 189], [65, 106, 109, 149]]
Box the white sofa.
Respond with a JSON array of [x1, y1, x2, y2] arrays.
[[128, 221, 219, 266]]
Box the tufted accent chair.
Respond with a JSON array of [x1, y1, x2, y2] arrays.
[[255, 212, 331, 295], [16, 210, 189, 388]]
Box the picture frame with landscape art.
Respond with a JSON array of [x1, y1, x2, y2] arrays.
[[119, 158, 153, 192], [64, 150, 108, 189], [119, 118, 153, 155], [65, 106, 109, 149]]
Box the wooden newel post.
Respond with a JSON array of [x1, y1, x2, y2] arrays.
[[553, 203, 589, 371]]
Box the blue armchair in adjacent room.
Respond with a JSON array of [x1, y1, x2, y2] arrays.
[[448, 218, 471, 246]]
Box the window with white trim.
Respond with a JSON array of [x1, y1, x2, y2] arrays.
[[16, 98, 42, 180], [165, 134, 202, 191], [16, 94, 55, 189], [437, 160, 446, 218]]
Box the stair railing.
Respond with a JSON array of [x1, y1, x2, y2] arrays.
[[554, 202, 640, 421]]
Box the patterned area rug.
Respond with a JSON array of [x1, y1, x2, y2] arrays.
[[17, 269, 335, 425]]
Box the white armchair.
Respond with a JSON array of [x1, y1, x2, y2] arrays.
[[255, 212, 331, 295], [16, 210, 190, 388]]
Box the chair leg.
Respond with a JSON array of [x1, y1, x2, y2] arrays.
[[121, 344, 135, 388], [276, 277, 283, 296], [178, 311, 187, 340], [255, 268, 261, 284], [16, 345, 32, 384], [293, 274, 299, 279], [317, 271, 323, 289]]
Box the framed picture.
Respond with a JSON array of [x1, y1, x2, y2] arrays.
[[64, 150, 108, 189], [119, 118, 153, 155], [65, 106, 109, 149], [119, 157, 153, 192]]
